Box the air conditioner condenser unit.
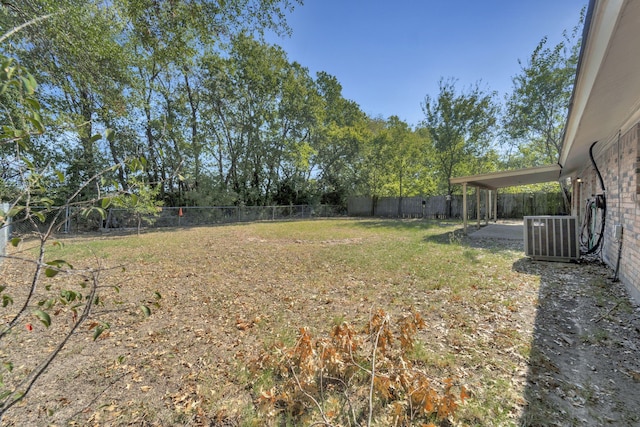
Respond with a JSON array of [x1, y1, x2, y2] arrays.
[[524, 216, 579, 262]]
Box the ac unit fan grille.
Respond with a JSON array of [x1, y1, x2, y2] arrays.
[[524, 216, 579, 262]]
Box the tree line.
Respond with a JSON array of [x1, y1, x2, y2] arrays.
[[1, 1, 581, 209]]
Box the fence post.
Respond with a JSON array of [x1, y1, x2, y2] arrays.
[[1, 203, 10, 262], [63, 206, 70, 233]]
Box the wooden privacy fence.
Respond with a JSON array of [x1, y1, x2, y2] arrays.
[[347, 193, 565, 219]]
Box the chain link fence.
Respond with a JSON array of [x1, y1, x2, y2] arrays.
[[6, 206, 100, 236], [105, 205, 344, 229], [6, 204, 345, 237]]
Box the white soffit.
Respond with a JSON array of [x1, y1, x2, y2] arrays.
[[560, 0, 640, 176], [450, 164, 561, 190]]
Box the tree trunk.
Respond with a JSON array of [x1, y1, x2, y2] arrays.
[[80, 89, 95, 178], [184, 71, 201, 188]]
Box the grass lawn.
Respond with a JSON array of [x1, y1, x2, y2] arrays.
[[1, 219, 540, 425]]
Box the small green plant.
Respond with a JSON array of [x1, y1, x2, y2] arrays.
[[406, 339, 429, 362], [448, 231, 463, 245], [248, 309, 468, 426], [332, 314, 346, 326], [593, 328, 609, 343], [463, 248, 480, 263], [109, 174, 163, 236]]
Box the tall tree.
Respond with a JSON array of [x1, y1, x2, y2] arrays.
[[272, 61, 323, 204], [2, 0, 130, 200], [502, 13, 582, 166], [359, 118, 387, 204], [1, 0, 302, 204], [200, 35, 282, 205], [200, 35, 323, 205], [121, 0, 300, 202], [421, 78, 499, 195], [310, 72, 368, 206], [386, 116, 423, 204], [359, 117, 434, 213]]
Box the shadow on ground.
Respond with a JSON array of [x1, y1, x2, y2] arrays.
[[423, 225, 524, 256], [513, 258, 640, 426], [346, 218, 442, 232], [350, 219, 640, 424]]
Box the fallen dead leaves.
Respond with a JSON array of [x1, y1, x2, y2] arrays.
[[235, 315, 263, 331], [2, 220, 638, 426]]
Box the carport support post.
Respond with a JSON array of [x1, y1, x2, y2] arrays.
[[486, 189, 491, 226], [476, 189, 481, 229], [462, 183, 468, 233], [493, 190, 498, 222]]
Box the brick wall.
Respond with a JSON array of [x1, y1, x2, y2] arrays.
[[577, 123, 640, 302]]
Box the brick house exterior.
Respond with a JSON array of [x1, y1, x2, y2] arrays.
[[562, 0, 640, 302], [570, 123, 640, 302]]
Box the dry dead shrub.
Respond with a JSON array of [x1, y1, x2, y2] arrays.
[[248, 309, 468, 426]]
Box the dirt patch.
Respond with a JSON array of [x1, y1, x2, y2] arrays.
[[514, 258, 640, 426], [470, 227, 640, 425]]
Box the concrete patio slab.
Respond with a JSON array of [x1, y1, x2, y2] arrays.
[[467, 221, 524, 241]]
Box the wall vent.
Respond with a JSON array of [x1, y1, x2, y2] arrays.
[[524, 216, 579, 262]]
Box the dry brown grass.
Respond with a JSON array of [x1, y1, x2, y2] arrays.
[[0, 219, 541, 425]]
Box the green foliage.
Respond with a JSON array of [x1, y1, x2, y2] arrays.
[[309, 72, 369, 205], [1, 0, 587, 212], [200, 34, 321, 205], [502, 11, 583, 167], [0, 54, 46, 201], [111, 175, 163, 234], [0, 22, 163, 421], [362, 116, 434, 202], [32, 309, 51, 327], [0, 56, 43, 145], [421, 78, 500, 195], [2, 0, 306, 206]]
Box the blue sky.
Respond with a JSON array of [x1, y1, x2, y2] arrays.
[[267, 0, 586, 127]]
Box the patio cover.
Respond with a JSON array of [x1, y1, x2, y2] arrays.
[[450, 164, 562, 190], [449, 164, 562, 233], [450, 0, 640, 231]]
